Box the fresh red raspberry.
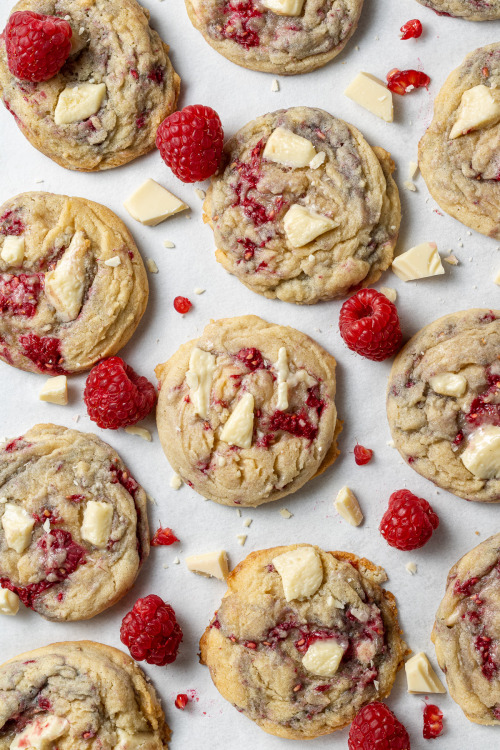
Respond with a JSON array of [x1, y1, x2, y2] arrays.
[[423, 704, 443, 739], [400, 19, 422, 39], [380, 489, 439, 551], [173, 296, 192, 314], [339, 289, 402, 361], [5, 11, 72, 82], [175, 693, 189, 710], [156, 105, 224, 183], [387, 68, 430, 95], [348, 702, 410, 750], [151, 526, 179, 546], [120, 594, 183, 666], [84, 356, 156, 429], [354, 444, 373, 465]]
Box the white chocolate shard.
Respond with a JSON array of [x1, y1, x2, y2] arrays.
[[263, 127, 316, 168], [302, 640, 345, 677], [2, 503, 35, 554], [461, 426, 500, 479], [10, 716, 69, 749], [54, 82, 106, 125], [1, 236, 24, 266], [45, 230, 89, 322], [272, 546, 323, 601], [261, 0, 305, 15], [186, 550, 229, 580], [392, 242, 445, 281], [284, 204, 336, 247], [334, 486, 363, 526], [220, 393, 254, 449], [104, 256, 121, 267], [186, 347, 216, 420], [344, 72, 394, 123], [124, 426, 152, 441], [0, 589, 20, 616], [450, 85, 500, 139], [170, 473, 183, 490], [39, 375, 68, 405], [380, 286, 397, 302], [114, 730, 158, 750], [405, 652, 446, 694], [276, 347, 289, 411], [429, 373, 467, 398], [81, 501, 113, 548], [124, 179, 188, 226]]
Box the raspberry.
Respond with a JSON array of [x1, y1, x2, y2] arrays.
[[151, 526, 179, 546], [423, 704, 443, 739], [156, 105, 224, 183], [175, 694, 189, 710], [236, 347, 265, 371], [173, 296, 192, 314], [380, 489, 439, 551], [120, 594, 183, 666], [354, 444, 373, 465], [339, 289, 402, 361], [387, 69, 430, 95], [5, 11, 72, 82], [84, 357, 156, 429], [348, 702, 410, 750], [400, 19, 422, 39]]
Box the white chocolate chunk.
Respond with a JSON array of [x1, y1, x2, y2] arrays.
[[261, 0, 305, 15], [124, 426, 152, 441], [10, 716, 69, 749], [280, 508, 293, 518], [220, 393, 254, 449], [461, 426, 500, 479], [81, 501, 113, 548], [0, 589, 20, 616], [45, 230, 89, 322], [1, 236, 24, 266], [115, 730, 157, 750], [2, 503, 35, 554], [104, 255, 121, 267], [403, 180, 417, 192], [124, 179, 188, 226], [494, 268, 500, 285], [263, 127, 316, 168], [408, 161, 419, 180], [272, 546, 323, 601], [276, 347, 289, 410], [334, 486, 363, 526], [284, 204, 336, 247], [170, 473, 183, 490], [54, 82, 106, 125], [429, 372, 467, 398], [39, 375, 68, 405], [344, 72, 394, 123], [236, 534, 247, 546], [405, 652, 446, 694], [392, 242, 444, 281], [186, 550, 229, 580], [309, 151, 326, 169], [405, 561, 417, 575], [449, 85, 500, 139], [186, 347, 216, 420], [380, 286, 397, 302], [302, 640, 345, 677]]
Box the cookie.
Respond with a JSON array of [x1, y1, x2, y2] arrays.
[[433, 533, 500, 725], [0, 192, 148, 375], [387, 309, 500, 503], [200, 544, 406, 739], [204, 107, 400, 304], [0, 423, 149, 621], [0, 640, 170, 748], [419, 43, 500, 238], [185, 0, 364, 75], [0, 0, 180, 171], [416, 0, 500, 20], [155, 315, 339, 507]]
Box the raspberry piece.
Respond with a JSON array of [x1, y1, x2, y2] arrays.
[[0, 273, 43, 317], [19, 333, 65, 373], [120, 594, 183, 666], [339, 289, 403, 361], [173, 296, 192, 314], [387, 68, 430, 95], [380, 489, 439, 551], [236, 347, 265, 371], [400, 19, 422, 39], [354, 444, 373, 465], [222, 1, 262, 48], [348, 702, 410, 750], [269, 409, 318, 440], [156, 105, 224, 183], [423, 704, 443, 739], [84, 356, 156, 429], [175, 694, 189, 710], [151, 526, 179, 546], [5, 11, 72, 82]]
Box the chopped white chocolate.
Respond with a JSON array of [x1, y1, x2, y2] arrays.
[[494, 268, 500, 285], [104, 256, 121, 267], [186, 550, 229, 580], [263, 127, 316, 168], [450, 84, 500, 139], [444, 254, 459, 266], [10, 716, 69, 750], [163, 240, 175, 248], [115, 730, 158, 750], [195, 188, 206, 201], [405, 652, 446, 693], [39, 375, 68, 405], [244, 518, 253, 527], [1, 235, 24, 266], [146, 258, 159, 273], [271, 79, 280, 92], [334, 486, 363, 526], [380, 286, 397, 302], [124, 425, 152, 441], [45, 230, 89, 322], [124, 179, 188, 226], [194, 287, 205, 294], [309, 151, 326, 170], [261, 0, 304, 15], [43, 518, 51, 533], [302, 640, 345, 677], [344, 72, 394, 123], [170, 473, 183, 490], [54, 82, 106, 125], [186, 347, 216, 419], [0, 588, 20, 616], [408, 161, 419, 180], [1, 503, 35, 553], [284, 204, 336, 247], [405, 561, 417, 575], [461, 426, 500, 479], [236, 534, 247, 546], [220, 393, 254, 449], [81, 501, 113, 548], [403, 180, 417, 192], [280, 508, 293, 518], [173, 556, 180, 564], [392, 242, 445, 281], [276, 347, 289, 410], [272, 546, 323, 601], [429, 372, 467, 398]]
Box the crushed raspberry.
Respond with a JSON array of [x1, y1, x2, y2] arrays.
[[354, 444, 373, 465], [19, 334, 66, 374], [380, 489, 439, 551], [236, 237, 268, 261], [175, 694, 189, 710], [423, 704, 443, 739], [236, 347, 265, 371], [465, 371, 500, 429], [0, 209, 24, 236], [387, 68, 430, 95], [453, 576, 479, 596], [120, 594, 183, 666], [147, 66, 164, 84], [151, 526, 179, 546], [295, 629, 335, 653], [0, 273, 43, 317], [305, 386, 325, 417], [400, 19, 422, 39], [84, 356, 156, 429], [173, 296, 192, 314], [156, 105, 224, 183], [348, 702, 410, 750], [222, 0, 262, 48], [339, 289, 403, 361], [232, 140, 286, 227], [5, 11, 72, 82], [269, 409, 318, 440], [475, 636, 497, 680]]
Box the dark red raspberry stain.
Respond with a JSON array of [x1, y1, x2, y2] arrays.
[[0, 273, 44, 317], [465, 370, 500, 429], [454, 576, 480, 596], [4, 436, 25, 452], [306, 386, 325, 417], [147, 66, 164, 84], [19, 334, 66, 374], [269, 409, 318, 440], [475, 636, 497, 680], [232, 140, 287, 227], [110, 465, 144, 561], [236, 347, 266, 371], [222, 0, 262, 48], [0, 209, 24, 235], [66, 494, 85, 503]]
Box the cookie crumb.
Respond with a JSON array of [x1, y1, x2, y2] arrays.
[[280, 508, 293, 519], [104, 256, 121, 267], [237, 534, 247, 546], [146, 258, 159, 273], [309, 151, 326, 169], [405, 561, 417, 575], [170, 473, 183, 490], [387, 440, 395, 448], [124, 425, 152, 441], [444, 254, 459, 266], [195, 188, 206, 201], [271, 79, 280, 92], [163, 240, 175, 248]]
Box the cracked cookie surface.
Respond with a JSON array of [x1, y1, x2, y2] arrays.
[[416, 0, 500, 20]]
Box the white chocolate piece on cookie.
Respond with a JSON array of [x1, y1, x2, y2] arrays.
[[10, 716, 69, 749], [429, 372, 467, 398], [39, 375, 68, 405], [124, 179, 188, 226], [263, 127, 316, 168], [0, 588, 20, 616], [283, 204, 336, 247], [461, 426, 500, 479], [272, 546, 323, 601], [186, 550, 229, 580], [334, 486, 363, 526], [1, 503, 35, 554], [392, 242, 444, 281], [449, 85, 500, 139], [81, 501, 113, 547], [1, 235, 24, 266], [220, 393, 255, 449], [186, 347, 217, 420], [54, 82, 106, 125], [115, 730, 158, 749], [344, 72, 394, 123], [45, 230, 89, 322], [302, 640, 345, 677], [405, 652, 446, 694], [261, 0, 305, 15]]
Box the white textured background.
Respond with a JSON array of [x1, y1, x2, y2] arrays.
[[1, 0, 500, 747]]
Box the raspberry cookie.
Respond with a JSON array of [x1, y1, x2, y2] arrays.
[[200, 544, 406, 739], [0, 423, 149, 621], [0, 192, 148, 375], [433, 532, 500, 724], [0, 0, 180, 171], [185, 0, 364, 75], [387, 309, 500, 503], [155, 315, 339, 507], [416, 0, 500, 20], [204, 107, 400, 304], [0, 641, 170, 748], [419, 43, 500, 238]]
